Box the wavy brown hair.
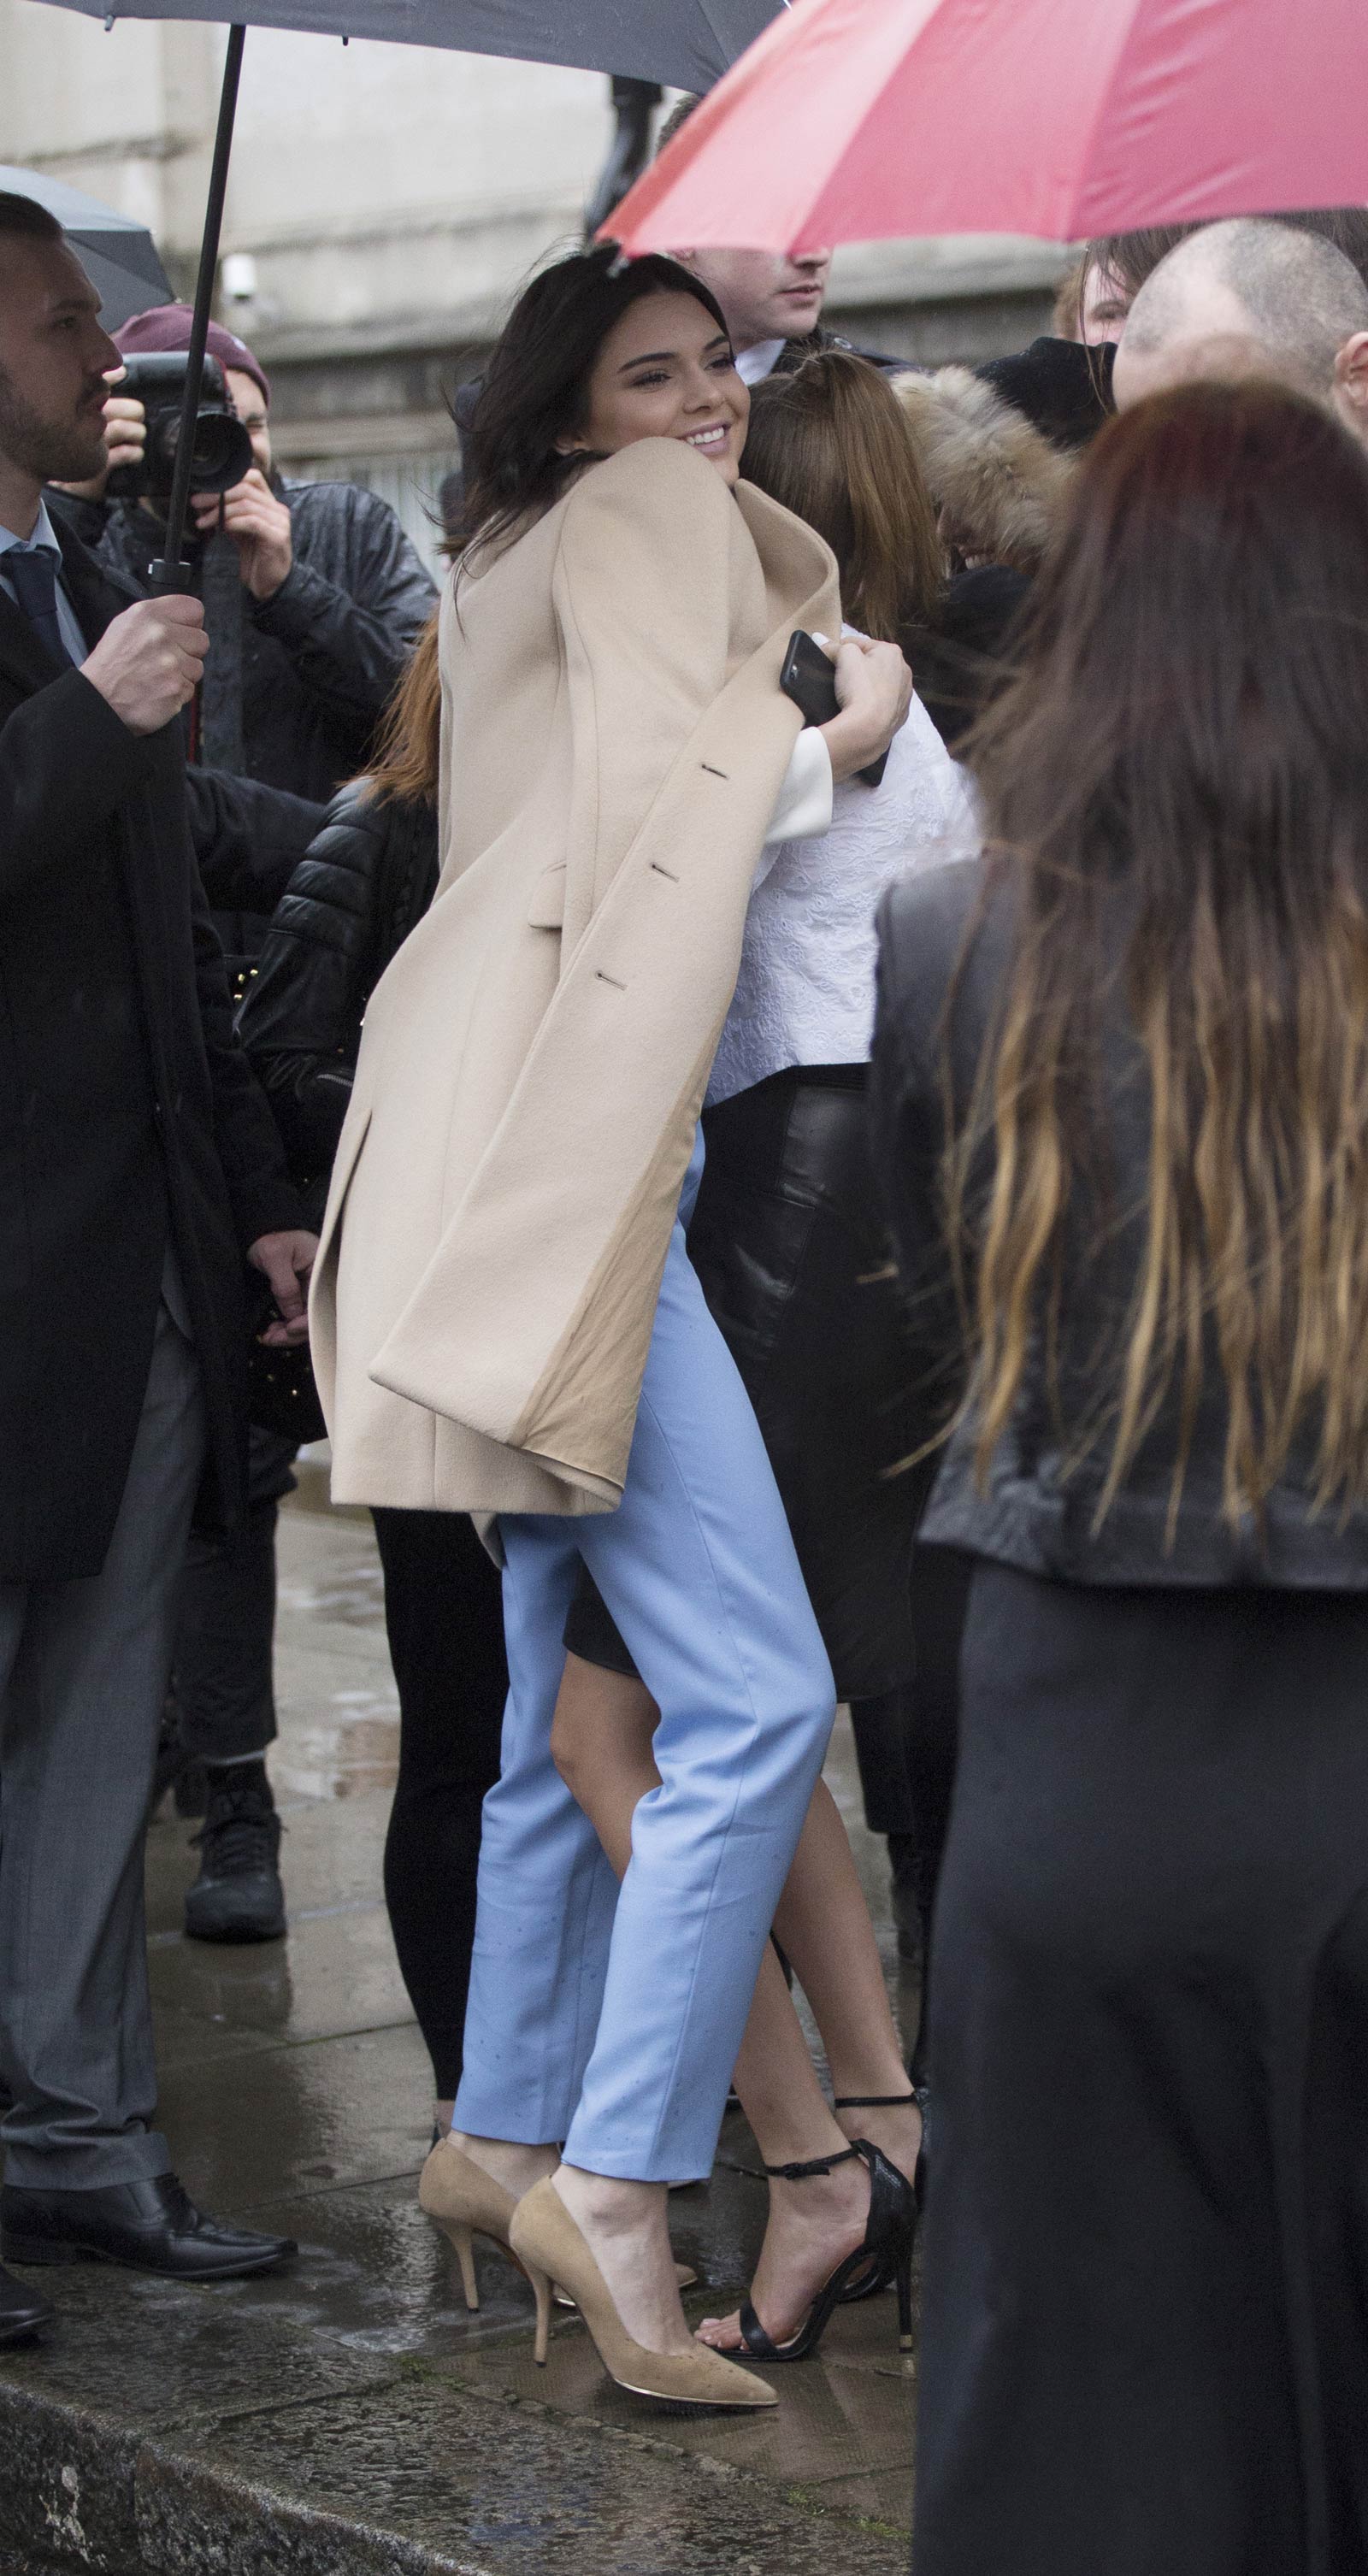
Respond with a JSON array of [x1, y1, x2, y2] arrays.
[[740, 349, 942, 640], [362, 610, 441, 807], [956, 379, 1368, 1532]]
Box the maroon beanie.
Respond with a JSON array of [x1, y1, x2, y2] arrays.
[[115, 304, 271, 407]]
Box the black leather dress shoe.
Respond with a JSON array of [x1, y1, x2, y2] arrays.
[[0, 2259, 54, 2343], [0, 2173, 296, 2281]]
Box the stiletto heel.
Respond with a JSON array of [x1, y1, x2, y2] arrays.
[[451, 2222, 480, 2312], [730, 2140, 917, 2366], [418, 2139, 698, 2329], [510, 2178, 776, 2409], [895, 2243, 915, 2354], [832, 2092, 922, 2304], [529, 2261, 552, 2365]]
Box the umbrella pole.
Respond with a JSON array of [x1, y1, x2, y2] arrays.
[[150, 21, 246, 592]]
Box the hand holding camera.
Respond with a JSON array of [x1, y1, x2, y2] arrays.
[[81, 594, 210, 737], [192, 469, 293, 602]]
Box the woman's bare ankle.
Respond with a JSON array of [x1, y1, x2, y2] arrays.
[[832, 2090, 923, 2180], [552, 2165, 693, 2354], [450, 2131, 559, 2196]]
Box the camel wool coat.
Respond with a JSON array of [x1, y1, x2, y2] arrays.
[[310, 437, 840, 1517]]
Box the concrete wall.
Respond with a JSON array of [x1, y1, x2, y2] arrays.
[[3, 1, 1071, 570]]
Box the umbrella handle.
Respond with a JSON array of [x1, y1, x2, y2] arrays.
[[150, 23, 246, 593]]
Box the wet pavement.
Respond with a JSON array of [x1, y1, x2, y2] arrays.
[[0, 1454, 921, 2573]]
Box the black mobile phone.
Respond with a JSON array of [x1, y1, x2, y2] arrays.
[[778, 631, 887, 790]]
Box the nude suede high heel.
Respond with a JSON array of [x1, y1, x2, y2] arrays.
[[419, 2140, 698, 2313], [510, 2176, 776, 2408]]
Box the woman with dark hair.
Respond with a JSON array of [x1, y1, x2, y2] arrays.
[[554, 350, 972, 2366], [873, 379, 1368, 2571], [239, 620, 510, 2138], [310, 247, 912, 2408]]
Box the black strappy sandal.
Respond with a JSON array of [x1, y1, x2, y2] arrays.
[[832, 2092, 923, 2304], [733, 2138, 917, 2366]]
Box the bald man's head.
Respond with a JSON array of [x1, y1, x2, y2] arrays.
[[1113, 217, 1368, 442]]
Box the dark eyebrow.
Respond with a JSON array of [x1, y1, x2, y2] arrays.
[[617, 333, 731, 375]]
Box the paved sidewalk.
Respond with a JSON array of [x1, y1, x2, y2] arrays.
[[0, 1460, 921, 2575]]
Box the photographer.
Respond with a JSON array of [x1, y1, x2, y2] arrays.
[[52, 305, 437, 1947]]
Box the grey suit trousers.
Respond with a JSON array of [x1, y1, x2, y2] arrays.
[[0, 1301, 205, 2188]]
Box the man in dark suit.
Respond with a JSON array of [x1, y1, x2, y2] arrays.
[[0, 190, 316, 2343]]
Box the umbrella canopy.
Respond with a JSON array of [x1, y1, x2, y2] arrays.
[[0, 163, 174, 327], [609, 0, 1368, 255], [44, 0, 781, 94]]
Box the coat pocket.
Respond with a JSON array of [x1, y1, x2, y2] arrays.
[[527, 863, 567, 928]]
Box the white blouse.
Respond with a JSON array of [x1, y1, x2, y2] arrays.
[[709, 692, 976, 1106]]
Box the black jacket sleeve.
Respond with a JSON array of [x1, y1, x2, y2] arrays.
[[0, 670, 159, 896], [185, 765, 327, 914], [190, 872, 310, 1252], [235, 787, 393, 1186], [251, 490, 437, 732]]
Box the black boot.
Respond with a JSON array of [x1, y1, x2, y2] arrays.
[[185, 1760, 286, 1943]]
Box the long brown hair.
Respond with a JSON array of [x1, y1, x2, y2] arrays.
[[957, 380, 1368, 1530], [741, 350, 942, 640], [363, 610, 441, 806]]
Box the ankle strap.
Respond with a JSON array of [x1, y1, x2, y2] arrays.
[[764, 2143, 863, 2182], [832, 2093, 917, 2111]]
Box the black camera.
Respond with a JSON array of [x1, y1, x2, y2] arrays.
[[107, 352, 254, 504]]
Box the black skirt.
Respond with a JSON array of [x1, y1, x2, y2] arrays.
[[913, 1561, 1368, 2576], [563, 1066, 933, 1700]]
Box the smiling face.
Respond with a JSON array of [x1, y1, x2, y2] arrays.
[[563, 289, 750, 486]]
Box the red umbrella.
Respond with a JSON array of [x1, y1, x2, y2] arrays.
[[610, 0, 1368, 256]]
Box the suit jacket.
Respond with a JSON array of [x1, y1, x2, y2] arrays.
[[310, 438, 839, 1518], [0, 521, 304, 1581]]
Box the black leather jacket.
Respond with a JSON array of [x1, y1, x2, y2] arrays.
[[236, 780, 438, 1209], [871, 858, 1368, 1589]]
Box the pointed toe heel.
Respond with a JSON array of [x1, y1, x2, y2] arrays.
[[510, 2178, 775, 2410]]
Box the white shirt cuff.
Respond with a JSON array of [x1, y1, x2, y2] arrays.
[[764, 728, 834, 849]]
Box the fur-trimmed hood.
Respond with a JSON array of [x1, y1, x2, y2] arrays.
[[893, 366, 1078, 573]]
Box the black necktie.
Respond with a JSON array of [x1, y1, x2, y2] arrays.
[[6, 545, 74, 667]]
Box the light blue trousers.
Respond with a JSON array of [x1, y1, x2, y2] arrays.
[[454, 1139, 836, 2182]]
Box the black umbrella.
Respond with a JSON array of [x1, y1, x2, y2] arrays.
[[38, 1, 782, 584], [0, 164, 174, 330]]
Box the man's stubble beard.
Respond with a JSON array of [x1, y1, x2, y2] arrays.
[[0, 363, 107, 486]]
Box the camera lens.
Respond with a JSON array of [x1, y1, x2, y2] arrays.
[[159, 409, 254, 495]]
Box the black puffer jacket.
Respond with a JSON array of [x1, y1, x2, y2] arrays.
[[871, 858, 1368, 1591], [236, 780, 438, 1207]]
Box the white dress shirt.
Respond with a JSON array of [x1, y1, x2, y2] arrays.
[[736, 339, 787, 386], [0, 498, 89, 663]]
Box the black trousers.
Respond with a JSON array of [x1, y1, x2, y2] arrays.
[[169, 1427, 298, 1761], [913, 1561, 1368, 2576], [372, 1507, 508, 2101]]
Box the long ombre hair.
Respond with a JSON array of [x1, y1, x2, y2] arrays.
[[741, 350, 943, 640], [956, 380, 1368, 1532]]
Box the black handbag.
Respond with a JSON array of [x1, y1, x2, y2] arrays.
[[245, 1331, 327, 1444]]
